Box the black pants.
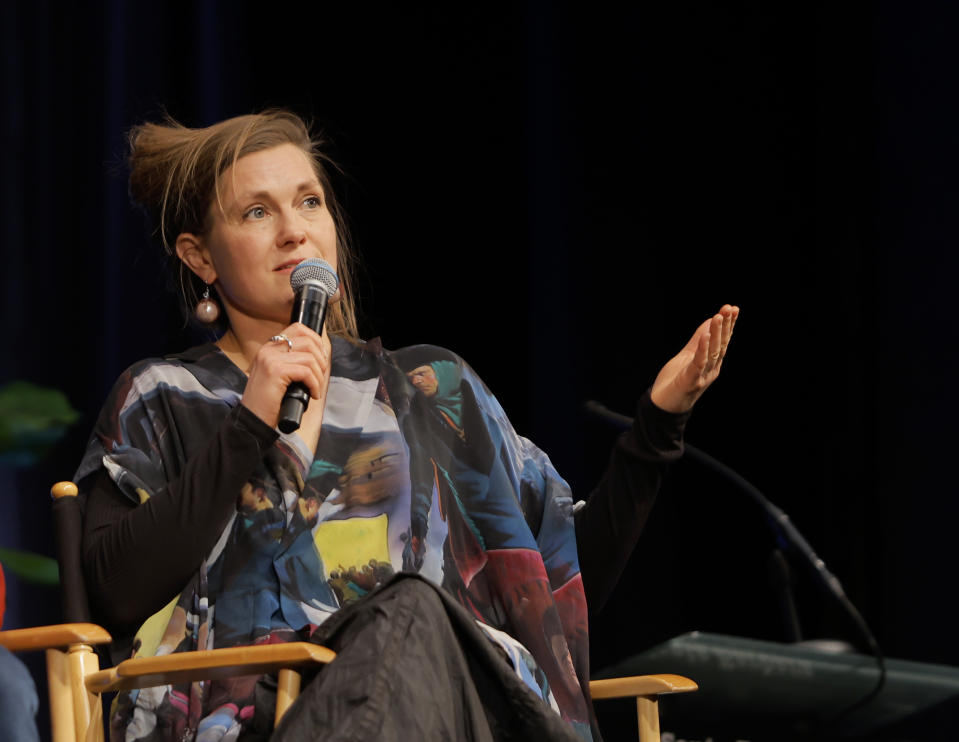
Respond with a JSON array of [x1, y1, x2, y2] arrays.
[[271, 574, 589, 742]]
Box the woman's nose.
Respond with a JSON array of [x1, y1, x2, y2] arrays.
[[276, 217, 307, 247]]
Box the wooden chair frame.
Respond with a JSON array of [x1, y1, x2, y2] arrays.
[[0, 482, 696, 741]]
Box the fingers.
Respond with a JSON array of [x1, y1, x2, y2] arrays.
[[241, 324, 333, 426], [683, 305, 741, 377], [272, 324, 331, 400], [286, 323, 330, 359], [651, 304, 740, 414], [719, 304, 739, 346], [252, 347, 325, 402], [708, 304, 740, 373], [705, 314, 723, 370], [691, 322, 711, 377]]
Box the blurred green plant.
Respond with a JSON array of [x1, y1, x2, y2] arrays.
[[0, 547, 58, 586], [0, 380, 80, 466], [0, 380, 79, 585]]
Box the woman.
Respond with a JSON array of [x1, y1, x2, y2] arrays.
[[76, 109, 738, 741]]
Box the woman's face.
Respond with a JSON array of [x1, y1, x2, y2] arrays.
[[194, 143, 338, 328]]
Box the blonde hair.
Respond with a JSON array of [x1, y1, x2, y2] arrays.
[[127, 109, 358, 339]]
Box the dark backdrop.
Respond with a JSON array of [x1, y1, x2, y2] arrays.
[[2, 1, 957, 740]]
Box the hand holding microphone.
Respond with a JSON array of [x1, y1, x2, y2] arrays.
[[278, 259, 339, 433], [239, 259, 339, 433]]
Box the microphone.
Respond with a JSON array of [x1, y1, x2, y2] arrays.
[[583, 398, 888, 720], [582, 401, 852, 602], [277, 258, 339, 434]]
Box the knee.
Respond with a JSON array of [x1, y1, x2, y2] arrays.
[[0, 646, 40, 722], [0, 646, 38, 702], [382, 574, 446, 615]]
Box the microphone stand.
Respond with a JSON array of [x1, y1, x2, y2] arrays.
[[582, 400, 887, 725]]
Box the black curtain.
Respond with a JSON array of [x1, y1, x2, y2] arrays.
[[3, 1, 958, 739]]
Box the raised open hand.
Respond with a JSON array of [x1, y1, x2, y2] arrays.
[[650, 304, 739, 414]]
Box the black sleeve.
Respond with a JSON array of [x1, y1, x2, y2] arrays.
[[574, 390, 689, 616], [81, 404, 278, 634]]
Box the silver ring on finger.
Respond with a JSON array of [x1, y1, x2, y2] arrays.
[[269, 334, 293, 352]]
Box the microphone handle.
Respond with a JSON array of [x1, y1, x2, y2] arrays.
[[278, 284, 330, 434]]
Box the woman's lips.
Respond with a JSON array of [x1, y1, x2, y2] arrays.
[[274, 259, 306, 272]]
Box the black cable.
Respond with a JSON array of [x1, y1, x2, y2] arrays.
[[582, 400, 887, 729]]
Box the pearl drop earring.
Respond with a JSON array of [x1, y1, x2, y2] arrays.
[[195, 285, 221, 323]]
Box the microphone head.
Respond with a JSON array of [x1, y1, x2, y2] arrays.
[[290, 258, 338, 296]]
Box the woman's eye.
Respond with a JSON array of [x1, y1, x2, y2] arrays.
[[303, 196, 321, 209], [244, 206, 266, 220]]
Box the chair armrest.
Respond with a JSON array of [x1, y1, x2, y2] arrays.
[[86, 641, 336, 693], [0, 623, 113, 652], [589, 673, 698, 700]]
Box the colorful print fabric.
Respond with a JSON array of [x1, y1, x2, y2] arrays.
[[76, 337, 591, 740]]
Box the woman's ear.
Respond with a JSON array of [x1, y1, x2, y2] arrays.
[[176, 233, 216, 284]]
